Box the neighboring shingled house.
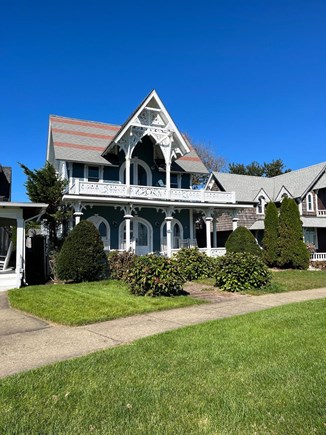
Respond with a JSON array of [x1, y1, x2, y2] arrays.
[[46, 90, 249, 257], [206, 162, 326, 258], [0, 165, 12, 201]]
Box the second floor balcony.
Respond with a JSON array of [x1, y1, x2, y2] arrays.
[[68, 178, 236, 204]]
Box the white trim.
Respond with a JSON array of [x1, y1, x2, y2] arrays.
[[119, 159, 152, 186]]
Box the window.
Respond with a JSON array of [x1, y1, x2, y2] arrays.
[[88, 166, 100, 182], [306, 193, 314, 212], [257, 196, 266, 214], [171, 174, 180, 188], [304, 228, 317, 247]]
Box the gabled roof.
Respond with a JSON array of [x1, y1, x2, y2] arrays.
[[49, 115, 120, 165], [210, 161, 326, 203], [102, 90, 190, 157], [47, 92, 208, 174]]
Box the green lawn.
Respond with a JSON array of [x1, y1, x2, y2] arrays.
[[1, 299, 326, 434], [8, 280, 201, 326], [197, 269, 326, 294]]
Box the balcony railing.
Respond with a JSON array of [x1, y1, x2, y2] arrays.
[[317, 210, 326, 217], [68, 179, 236, 204]]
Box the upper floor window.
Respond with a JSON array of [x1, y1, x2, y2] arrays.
[[306, 193, 314, 212], [171, 174, 181, 189], [257, 196, 266, 214], [88, 166, 100, 182]]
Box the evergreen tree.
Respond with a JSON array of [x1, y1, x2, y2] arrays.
[[225, 226, 262, 257], [277, 197, 310, 269], [56, 220, 108, 282], [20, 162, 71, 251], [262, 202, 279, 267]]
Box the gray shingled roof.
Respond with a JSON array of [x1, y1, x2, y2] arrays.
[[301, 217, 326, 228], [49, 115, 208, 173], [213, 161, 326, 202]]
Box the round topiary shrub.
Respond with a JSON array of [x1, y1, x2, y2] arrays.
[[107, 250, 136, 281], [173, 248, 217, 281], [225, 226, 262, 257], [215, 252, 272, 291], [56, 220, 108, 282], [127, 254, 185, 296]]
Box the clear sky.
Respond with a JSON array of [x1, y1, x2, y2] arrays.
[[1, 0, 326, 201]]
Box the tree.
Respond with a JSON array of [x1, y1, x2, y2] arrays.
[[56, 220, 108, 282], [262, 202, 279, 267], [277, 197, 310, 269], [19, 161, 71, 251], [229, 159, 291, 177], [184, 134, 226, 186], [225, 226, 262, 257]]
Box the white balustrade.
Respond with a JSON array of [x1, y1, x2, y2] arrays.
[[317, 210, 326, 216], [311, 252, 326, 261], [69, 179, 235, 204], [199, 247, 226, 257]]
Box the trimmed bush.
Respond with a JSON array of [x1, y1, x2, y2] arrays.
[[277, 197, 310, 270], [127, 254, 185, 296], [262, 202, 279, 267], [56, 220, 108, 283], [215, 252, 272, 291], [173, 248, 217, 281], [225, 226, 262, 257], [107, 250, 136, 281]]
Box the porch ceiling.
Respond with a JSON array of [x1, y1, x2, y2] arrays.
[[301, 217, 326, 228]]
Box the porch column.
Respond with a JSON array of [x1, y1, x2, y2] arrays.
[[74, 212, 83, 225], [124, 214, 133, 251], [166, 162, 171, 199], [213, 217, 218, 248], [189, 209, 194, 246], [165, 216, 173, 258], [125, 155, 131, 195], [15, 218, 25, 288], [232, 217, 239, 231], [205, 216, 213, 256]]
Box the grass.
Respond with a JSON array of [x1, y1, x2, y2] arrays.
[[196, 270, 326, 294], [8, 280, 201, 326], [1, 299, 326, 434]]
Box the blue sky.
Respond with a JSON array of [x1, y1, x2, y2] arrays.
[[1, 0, 326, 201]]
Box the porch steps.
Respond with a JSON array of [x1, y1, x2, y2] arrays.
[[0, 270, 17, 292]]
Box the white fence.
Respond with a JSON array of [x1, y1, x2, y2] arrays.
[[311, 252, 326, 261], [69, 179, 235, 204]]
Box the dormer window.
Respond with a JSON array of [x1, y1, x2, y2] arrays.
[[306, 193, 314, 212], [88, 166, 100, 182], [257, 196, 266, 214]]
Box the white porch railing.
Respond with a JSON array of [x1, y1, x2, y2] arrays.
[[311, 252, 326, 261], [198, 247, 227, 257], [317, 210, 326, 216], [69, 179, 236, 204]]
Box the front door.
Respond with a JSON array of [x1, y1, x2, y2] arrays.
[[135, 222, 149, 255], [120, 218, 152, 255]]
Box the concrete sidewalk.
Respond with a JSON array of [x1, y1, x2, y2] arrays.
[[1, 288, 326, 379]]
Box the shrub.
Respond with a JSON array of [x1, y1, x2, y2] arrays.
[[127, 254, 185, 296], [225, 226, 262, 257], [262, 202, 279, 267], [173, 248, 217, 281], [107, 250, 136, 281], [310, 261, 326, 270], [56, 220, 108, 283], [215, 252, 272, 291], [277, 197, 310, 269]]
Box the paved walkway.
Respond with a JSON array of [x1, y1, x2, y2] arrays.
[[1, 288, 326, 379]]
